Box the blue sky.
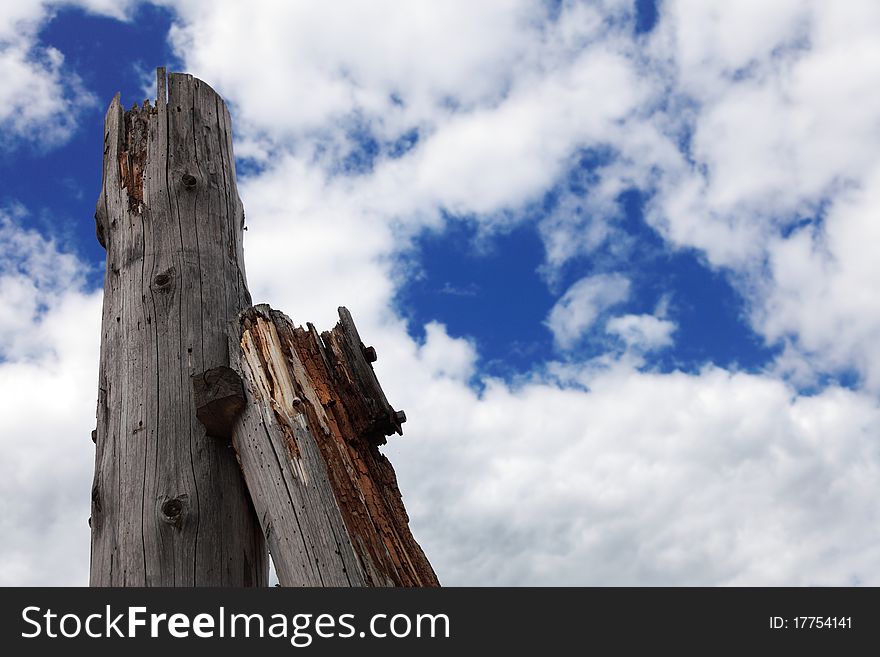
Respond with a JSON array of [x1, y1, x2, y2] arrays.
[[3, 3, 178, 279], [6, 1, 775, 380], [2, 1, 880, 586]]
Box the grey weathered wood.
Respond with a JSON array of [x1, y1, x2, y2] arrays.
[[90, 68, 436, 588], [90, 69, 266, 586], [229, 305, 439, 587], [192, 366, 247, 440]]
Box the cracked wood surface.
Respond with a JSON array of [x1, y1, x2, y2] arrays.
[[231, 305, 439, 587], [91, 68, 436, 588], [90, 69, 266, 586]]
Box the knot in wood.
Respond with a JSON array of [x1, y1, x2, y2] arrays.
[[152, 268, 175, 292], [162, 499, 182, 517], [160, 497, 186, 527], [181, 173, 198, 189]]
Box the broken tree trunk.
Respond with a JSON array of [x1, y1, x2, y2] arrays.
[[90, 69, 266, 585], [91, 69, 437, 586], [212, 305, 439, 586]]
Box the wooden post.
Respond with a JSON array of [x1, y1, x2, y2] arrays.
[[221, 305, 439, 586], [90, 69, 266, 585], [91, 69, 437, 587]]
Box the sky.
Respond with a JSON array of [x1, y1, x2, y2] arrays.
[[1, 0, 879, 586]]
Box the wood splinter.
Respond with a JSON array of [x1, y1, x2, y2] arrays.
[[229, 304, 439, 587]]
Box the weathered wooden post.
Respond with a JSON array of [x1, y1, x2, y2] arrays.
[[90, 69, 266, 585], [220, 305, 439, 586], [91, 69, 437, 587]]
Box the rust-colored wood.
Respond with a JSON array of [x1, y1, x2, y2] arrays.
[[230, 305, 439, 586]]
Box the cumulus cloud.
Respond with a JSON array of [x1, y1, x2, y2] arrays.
[[640, 0, 880, 386], [157, 0, 880, 585], [184, 0, 880, 587], [167, 0, 537, 136], [387, 365, 880, 585], [0, 0, 144, 147], [416, 321, 478, 382], [757, 164, 880, 390], [0, 3, 81, 146], [546, 274, 630, 349], [0, 208, 89, 358], [4, 0, 880, 587], [0, 208, 101, 586], [606, 313, 676, 351], [166, 0, 647, 227]]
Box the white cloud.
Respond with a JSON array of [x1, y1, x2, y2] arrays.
[[159, 0, 880, 585], [0, 208, 101, 586], [416, 321, 477, 382], [386, 362, 880, 585], [5, 0, 880, 588], [238, 155, 397, 330], [0, 41, 88, 146], [166, 0, 622, 139], [165, 0, 647, 228], [757, 164, 880, 390], [638, 0, 880, 388], [0, 0, 142, 147], [166, 0, 532, 138], [0, 208, 92, 358], [546, 273, 630, 349], [606, 313, 676, 351]]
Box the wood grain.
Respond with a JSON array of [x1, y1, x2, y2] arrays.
[[91, 69, 436, 588], [90, 69, 266, 586], [231, 305, 439, 587]]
